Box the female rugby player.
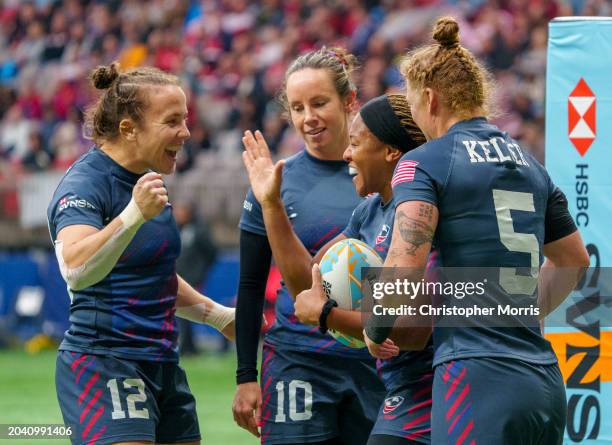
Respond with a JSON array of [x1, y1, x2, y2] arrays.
[[242, 93, 434, 445], [363, 17, 589, 445], [48, 63, 235, 445], [232, 48, 386, 445]]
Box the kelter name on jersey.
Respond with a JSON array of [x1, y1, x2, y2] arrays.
[[462, 138, 530, 166]]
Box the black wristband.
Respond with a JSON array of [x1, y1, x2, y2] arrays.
[[236, 368, 258, 385], [364, 312, 396, 344], [318, 299, 338, 334]]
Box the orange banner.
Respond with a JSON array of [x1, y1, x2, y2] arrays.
[[546, 331, 612, 384]]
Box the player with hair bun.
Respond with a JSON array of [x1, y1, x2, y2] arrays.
[[48, 62, 235, 445], [364, 17, 590, 444], [233, 47, 387, 445]]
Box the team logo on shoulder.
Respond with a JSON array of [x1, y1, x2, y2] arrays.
[[375, 224, 390, 245], [383, 395, 404, 414], [58, 195, 96, 213], [243, 200, 253, 212]]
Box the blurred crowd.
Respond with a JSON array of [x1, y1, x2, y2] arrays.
[[0, 0, 609, 227]]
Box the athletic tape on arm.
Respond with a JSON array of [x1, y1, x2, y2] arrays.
[[176, 301, 235, 331], [55, 198, 145, 291]]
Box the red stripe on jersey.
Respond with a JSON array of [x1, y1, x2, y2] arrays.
[[87, 426, 107, 445], [79, 372, 100, 406], [82, 405, 105, 440], [456, 420, 474, 445]]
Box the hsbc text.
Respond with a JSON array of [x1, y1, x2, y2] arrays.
[[575, 164, 588, 227]]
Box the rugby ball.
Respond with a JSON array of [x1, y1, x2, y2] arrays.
[[319, 238, 383, 348]]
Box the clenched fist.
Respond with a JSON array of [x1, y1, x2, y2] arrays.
[[132, 172, 168, 220]]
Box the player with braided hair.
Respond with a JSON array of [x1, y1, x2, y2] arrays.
[[241, 91, 434, 445], [363, 16, 589, 444], [48, 62, 235, 445]]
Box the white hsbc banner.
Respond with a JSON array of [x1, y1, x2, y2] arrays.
[[545, 17, 612, 445]]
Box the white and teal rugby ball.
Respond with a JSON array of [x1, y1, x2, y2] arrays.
[[319, 238, 383, 348]]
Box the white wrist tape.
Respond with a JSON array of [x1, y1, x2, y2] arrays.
[[176, 301, 235, 331], [119, 197, 145, 228], [55, 198, 145, 291]]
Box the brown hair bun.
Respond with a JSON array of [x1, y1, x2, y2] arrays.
[[91, 62, 120, 90], [433, 16, 460, 48]]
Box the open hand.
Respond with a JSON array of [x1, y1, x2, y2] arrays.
[[242, 130, 285, 206]]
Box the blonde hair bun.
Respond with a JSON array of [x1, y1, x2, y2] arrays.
[[433, 16, 460, 48]]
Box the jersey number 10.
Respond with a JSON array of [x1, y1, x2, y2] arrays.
[[275, 380, 313, 422]]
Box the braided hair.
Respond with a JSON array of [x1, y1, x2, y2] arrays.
[[399, 16, 495, 119], [386, 94, 427, 148]]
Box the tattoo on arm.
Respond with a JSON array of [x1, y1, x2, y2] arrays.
[[417, 203, 433, 222], [396, 207, 435, 256]]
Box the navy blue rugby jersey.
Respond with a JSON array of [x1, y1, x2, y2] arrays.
[[47, 147, 181, 362], [343, 194, 433, 391], [392, 117, 563, 366], [240, 149, 371, 358]]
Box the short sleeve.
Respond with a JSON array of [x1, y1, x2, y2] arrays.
[[47, 172, 106, 241], [392, 145, 442, 208], [544, 185, 577, 244], [342, 199, 368, 239], [238, 188, 266, 236]]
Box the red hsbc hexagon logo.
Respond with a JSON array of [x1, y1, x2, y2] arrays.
[[568, 78, 596, 156]]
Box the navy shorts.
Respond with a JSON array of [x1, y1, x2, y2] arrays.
[[370, 372, 432, 444], [259, 343, 386, 445], [432, 357, 566, 445], [56, 351, 200, 445]]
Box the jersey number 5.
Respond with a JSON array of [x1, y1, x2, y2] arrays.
[[492, 189, 539, 295]]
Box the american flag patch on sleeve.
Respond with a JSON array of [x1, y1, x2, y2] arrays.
[[391, 160, 419, 187]]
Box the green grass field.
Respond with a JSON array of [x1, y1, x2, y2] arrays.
[[0, 349, 259, 445]]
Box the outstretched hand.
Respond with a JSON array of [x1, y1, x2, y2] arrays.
[[242, 130, 285, 206]]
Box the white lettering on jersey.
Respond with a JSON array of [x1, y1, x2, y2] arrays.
[[504, 143, 521, 164], [462, 141, 484, 163], [511, 143, 530, 166], [58, 195, 96, 213], [463, 138, 530, 166], [478, 140, 499, 162], [243, 200, 253, 212], [489, 138, 512, 163]]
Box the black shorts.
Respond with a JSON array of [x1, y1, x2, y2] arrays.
[[56, 350, 200, 445]]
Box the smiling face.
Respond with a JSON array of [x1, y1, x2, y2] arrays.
[[130, 84, 190, 174], [286, 68, 353, 159], [343, 113, 395, 198]]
